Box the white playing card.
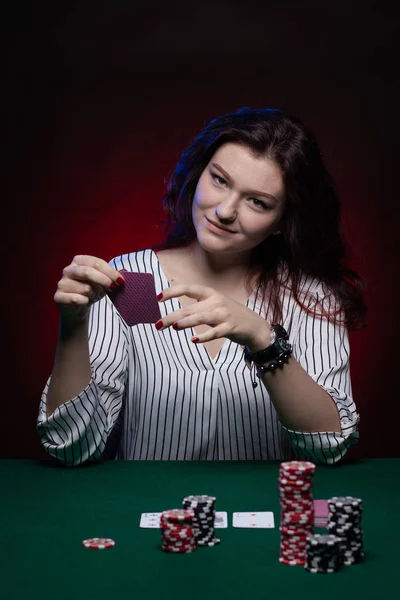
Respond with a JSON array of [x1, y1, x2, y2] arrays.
[[140, 511, 228, 528], [213, 511, 228, 528], [140, 513, 162, 528], [232, 511, 275, 528]]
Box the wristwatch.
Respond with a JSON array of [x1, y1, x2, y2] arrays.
[[244, 324, 292, 366]]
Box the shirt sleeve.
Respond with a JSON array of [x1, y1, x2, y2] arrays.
[[280, 287, 360, 465], [36, 294, 130, 467]]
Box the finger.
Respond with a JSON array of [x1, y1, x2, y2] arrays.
[[70, 255, 126, 287], [57, 279, 93, 296], [54, 290, 90, 306], [64, 263, 121, 291], [57, 279, 105, 302], [190, 325, 227, 344], [171, 310, 217, 331], [158, 283, 214, 303]]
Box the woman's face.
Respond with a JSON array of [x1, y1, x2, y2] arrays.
[[192, 142, 285, 255]]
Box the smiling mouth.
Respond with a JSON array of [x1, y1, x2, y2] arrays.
[[206, 218, 235, 233]]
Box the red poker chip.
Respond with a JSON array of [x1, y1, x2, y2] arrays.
[[280, 541, 307, 549], [280, 506, 314, 514], [160, 524, 183, 532], [279, 485, 313, 494], [280, 535, 309, 543], [280, 540, 308, 547], [161, 543, 196, 553], [280, 495, 313, 503], [280, 547, 307, 555], [280, 461, 316, 473], [282, 508, 314, 516], [279, 485, 313, 493], [162, 529, 193, 539], [279, 525, 314, 537], [281, 514, 314, 526], [162, 532, 194, 541], [280, 548, 307, 557], [278, 477, 313, 487], [163, 541, 194, 548], [280, 526, 314, 536], [280, 497, 314, 506], [161, 509, 195, 522], [279, 557, 306, 565], [280, 549, 306, 557], [279, 468, 313, 476], [279, 473, 313, 482], [160, 518, 192, 528], [162, 540, 195, 547], [82, 537, 115, 549]]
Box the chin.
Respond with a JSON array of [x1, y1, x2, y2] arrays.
[[196, 236, 240, 255]]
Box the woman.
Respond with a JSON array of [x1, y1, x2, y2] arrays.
[[37, 107, 366, 466]]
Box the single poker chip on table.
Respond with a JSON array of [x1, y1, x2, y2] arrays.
[[82, 537, 116, 549]]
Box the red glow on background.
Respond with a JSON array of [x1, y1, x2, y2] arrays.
[[3, 68, 398, 460]]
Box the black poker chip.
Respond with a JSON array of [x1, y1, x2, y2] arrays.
[[182, 495, 220, 547], [326, 496, 364, 566], [305, 534, 342, 573]]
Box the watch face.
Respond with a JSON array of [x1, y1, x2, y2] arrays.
[[274, 324, 289, 340], [277, 338, 291, 351]]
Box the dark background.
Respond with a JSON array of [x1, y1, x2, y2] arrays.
[[3, 1, 399, 459]]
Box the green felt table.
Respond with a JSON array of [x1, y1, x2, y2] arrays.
[[1, 458, 398, 600]]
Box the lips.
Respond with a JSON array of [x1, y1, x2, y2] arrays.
[[206, 218, 235, 233]]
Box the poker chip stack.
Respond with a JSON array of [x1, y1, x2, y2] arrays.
[[305, 534, 342, 573], [160, 509, 196, 553], [182, 495, 221, 547], [327, 496, 364, 565], [278, 461, 316, 566]]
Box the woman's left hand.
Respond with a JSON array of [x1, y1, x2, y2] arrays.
[[156, 283, 271, 352]]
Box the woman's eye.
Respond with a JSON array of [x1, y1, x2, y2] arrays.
[[212, 174, 226, 185], [250, 198, 269, 210]]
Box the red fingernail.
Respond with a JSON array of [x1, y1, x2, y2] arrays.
[[155, 320, 163, 330], [117, 277, 125, 286], [192, 337, 200, 343], [157, 293, 163, 300], [172, 322, 178, 330], [110, 282, 117, 290]]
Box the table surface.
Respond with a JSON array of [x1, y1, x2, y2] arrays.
[[1, 458, 398, 600]]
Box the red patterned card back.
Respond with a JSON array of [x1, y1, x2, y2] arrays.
[[108, 270, 162, 326]]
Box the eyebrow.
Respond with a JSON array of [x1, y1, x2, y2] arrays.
[[211, 162, 280, 204]]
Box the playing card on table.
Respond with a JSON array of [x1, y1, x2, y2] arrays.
[[140, 511, 228, 528], [232, 511, 275, 528], [140, 513, 163, 528], [313, 499, 329, 527]]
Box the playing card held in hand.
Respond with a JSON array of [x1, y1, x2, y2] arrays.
[[107, 270, 162, 326]]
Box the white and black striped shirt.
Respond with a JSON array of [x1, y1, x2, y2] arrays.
[[37, 249, 360, 466]]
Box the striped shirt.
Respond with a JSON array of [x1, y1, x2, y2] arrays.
[[37, 248, 360, 466]]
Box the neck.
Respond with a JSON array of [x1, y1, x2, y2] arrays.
[[186, 242, 252, 287]]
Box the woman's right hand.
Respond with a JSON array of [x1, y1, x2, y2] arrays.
[[54, 255, 125, 323]]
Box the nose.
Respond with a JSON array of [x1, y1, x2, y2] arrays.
[[215, 195, 238, 223]]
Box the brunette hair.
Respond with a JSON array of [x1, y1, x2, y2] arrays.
[[152, 107, 366, 329]]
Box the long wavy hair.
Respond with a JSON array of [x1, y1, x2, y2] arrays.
[[152, 107, 366, 329]]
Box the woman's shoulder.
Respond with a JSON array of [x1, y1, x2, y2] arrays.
[[278, 263, 337, 306], [108, 248, 158, 274]]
